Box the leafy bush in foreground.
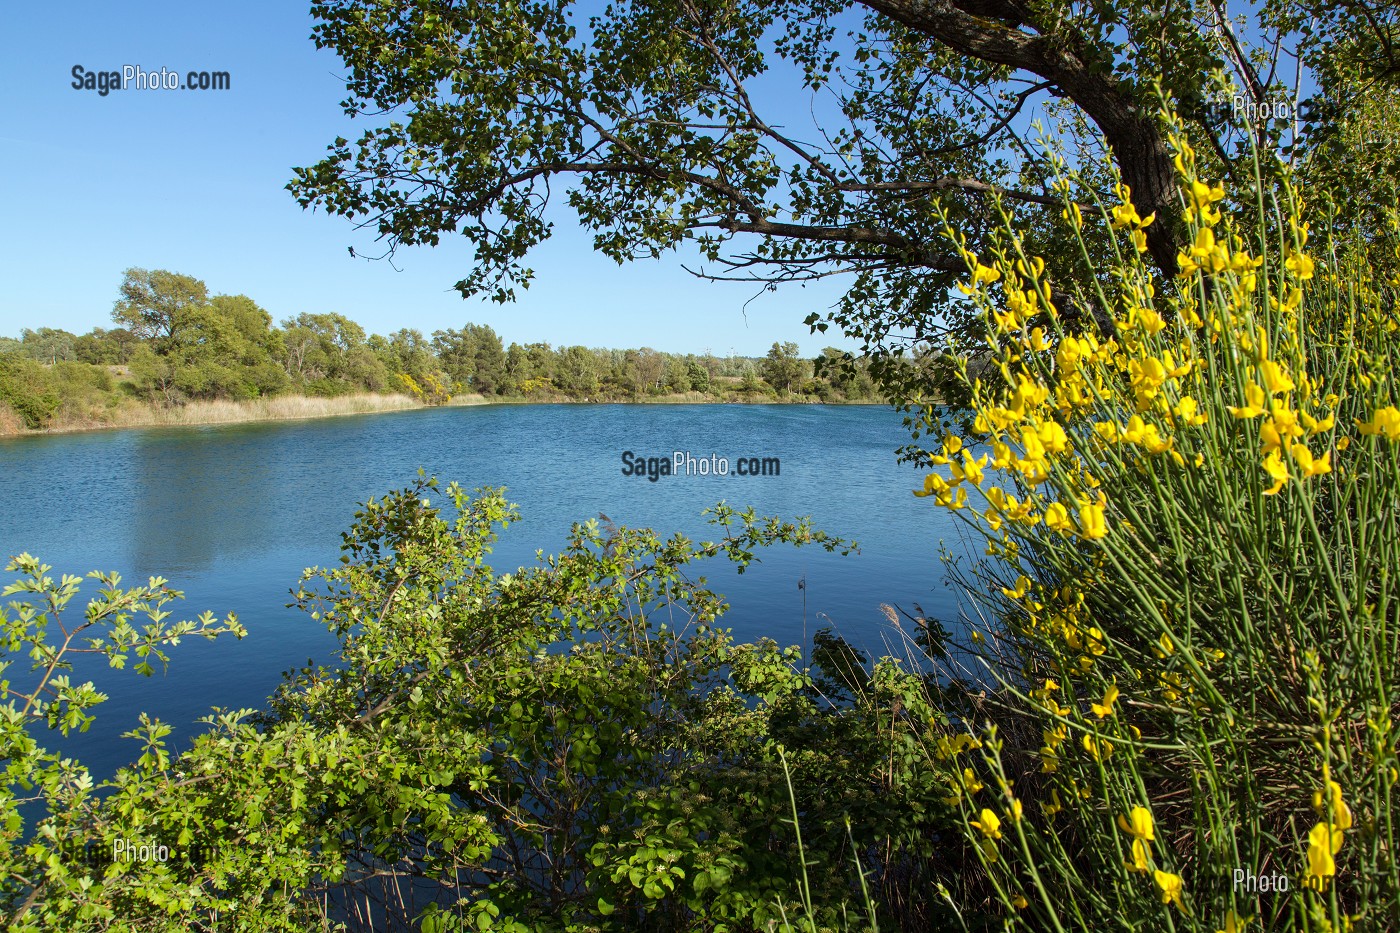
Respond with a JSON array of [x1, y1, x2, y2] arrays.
[[2, 481, 961, 931]]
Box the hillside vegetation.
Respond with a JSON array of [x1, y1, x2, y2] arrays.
[[1, 270, 895, 434]]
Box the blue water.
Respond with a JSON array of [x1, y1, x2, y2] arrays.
[[0, 404, 971, 778]]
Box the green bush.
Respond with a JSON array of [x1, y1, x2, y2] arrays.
[[0, 356, 60, 429], [2, 479, 965, 931], [905, 112, 1400, 932]]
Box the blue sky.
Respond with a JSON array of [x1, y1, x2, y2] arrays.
[[0, 1, 850, 355]]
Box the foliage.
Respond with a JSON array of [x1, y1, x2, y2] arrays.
[[760, 342, 808, 397], [14, 329, 77, 365], [397, 371, 456, 405], [5, 264, 889, 433], [0, 356, 61, 429], [111, 269, 210, 351], [433, 324, 507, 394], [906, 109, 1400, 931], [72, 328, 138, 366], [0, 478, 975, 930], [288, 0, 1399, 420], [0, 556, 244, 931]]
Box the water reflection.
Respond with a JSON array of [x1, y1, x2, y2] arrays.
[[130, 427, 278, 576]]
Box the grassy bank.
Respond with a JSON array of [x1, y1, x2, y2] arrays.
[[0, 393, 431, 437], [493, 389, 889, 405], [0, 390, 888, 438]]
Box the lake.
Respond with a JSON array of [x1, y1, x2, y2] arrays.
[[0, 403, 970, 779]]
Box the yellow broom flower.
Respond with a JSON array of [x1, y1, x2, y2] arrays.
[[1127, 838, 1151, 873], [1228, 383, 1267, 419], [1117, 806, 1155, 840], [1312, 780, 1353, 831], [1091, 683, 1120, 718], [1153, 869, 1186, 910], [1216, 910, 1249, 933], [971, 808, 1002, 840], [1077, 499, 1109, 539], [1258, 359, 1295, 395], [1305, 821, 1342, 889], [1359, 406, 1400, 439], [1262, 450, 1289, 495], [1290, 443, 1331, 478]]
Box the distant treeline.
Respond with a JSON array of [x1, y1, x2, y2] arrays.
[[0, 268, 888, 430]]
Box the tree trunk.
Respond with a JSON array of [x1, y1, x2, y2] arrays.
[[859, 0, 1183, 276]]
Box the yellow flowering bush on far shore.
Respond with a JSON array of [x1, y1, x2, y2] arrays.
[[914, 108, 1400, 932]]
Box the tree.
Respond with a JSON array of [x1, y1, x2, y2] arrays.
[[208, 294, 277, 353], [433, 323, 507, 394], [18, 328, 77, 364], [6, 483, 969, 931], [204, 296, 288, 397], [632, 348, 665, 396], [503, 341, 557, 394], [168, 294, 289, 399], [664, 356, 693, 393], [290, 0, 1399, 405], [553, 345, 600, 396], [815, 346, 863, 399], [125, 344, 180, 405], [280, 319, 326, 383], [1298, 34, 1400, 268], [73, 327, 138, 366], [0, 356, 60, 428], [737, 365, 766, 397], [384, 328, 437, 380], [686, 358, 712, 394], [112, 269, 210, 352], [698, 351, 722, 382], [760, 341, 806, 395], [598, 348, 639, 396], [277, 312, 384, 393]]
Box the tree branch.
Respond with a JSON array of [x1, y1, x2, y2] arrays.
[[857, 0, 1183, 275]]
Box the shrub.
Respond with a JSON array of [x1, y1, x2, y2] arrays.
[[396, 371, 454, 405], [909, 108, 1400, 932], [0, 557, 244, 931], [5, 480, 963, 931], [0, 357, 60, 429], [303, 376, 350, 398]]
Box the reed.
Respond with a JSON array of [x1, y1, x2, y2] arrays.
[[0, 393, 424, 436]]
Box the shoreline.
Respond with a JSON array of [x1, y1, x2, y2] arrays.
[[0, 392, 890, 439], [0, 394, 435, 439]]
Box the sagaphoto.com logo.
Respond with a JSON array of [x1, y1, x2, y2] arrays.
[[71, 65, 231, 97], [620, 450, 781, 482]]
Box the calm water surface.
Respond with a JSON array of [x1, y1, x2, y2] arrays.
[[0, 404, 971, 777]]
